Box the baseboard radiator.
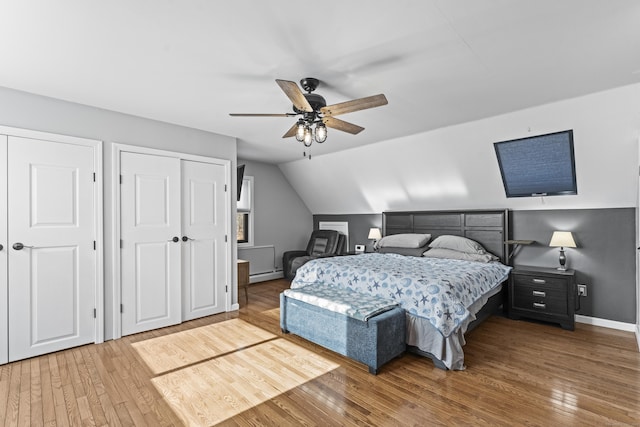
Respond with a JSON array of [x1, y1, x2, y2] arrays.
[[238, 245, 283, 283]]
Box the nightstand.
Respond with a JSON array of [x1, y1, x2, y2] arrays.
[[508, 265, 576, 330]]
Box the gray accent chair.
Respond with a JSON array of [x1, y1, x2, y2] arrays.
[[283, 230, 345, 280]]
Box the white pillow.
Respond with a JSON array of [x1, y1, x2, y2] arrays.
[[422, 248, 497, 263], [377, 233, 431, 248], [428, 235, 486, 254]]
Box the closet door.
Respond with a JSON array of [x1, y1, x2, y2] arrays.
[[120, 152, 182, 336], [8, 136, 96, 361], [181, 160, 227, 321], [0, 136, 6, 365]]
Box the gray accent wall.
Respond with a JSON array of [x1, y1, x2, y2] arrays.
[[315, 208, 636, 324], [313, 214, 382, 253], [510, 208, 635, 324]]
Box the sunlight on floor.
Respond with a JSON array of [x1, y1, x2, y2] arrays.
[[151, 338, 339, 426], [259, 307, 282, 321], [551, 388, 579, 412], [132, 317, 340, 425], [131, 318, 276, 374]]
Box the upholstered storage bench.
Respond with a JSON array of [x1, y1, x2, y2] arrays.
[[280, 284, 406, 374]]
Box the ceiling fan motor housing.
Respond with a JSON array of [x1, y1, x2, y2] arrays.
[[293, 93, 326, 115]]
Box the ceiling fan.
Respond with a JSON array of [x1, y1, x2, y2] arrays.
[[229, 77, 388, 155]]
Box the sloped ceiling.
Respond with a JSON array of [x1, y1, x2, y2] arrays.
[[0, 1, 639, 164]]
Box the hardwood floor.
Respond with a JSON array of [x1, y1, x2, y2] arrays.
[[1, 279, 639, 426]]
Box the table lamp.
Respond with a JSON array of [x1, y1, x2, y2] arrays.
[[549, 231, 576, 271], [368, 227, 382, 250]]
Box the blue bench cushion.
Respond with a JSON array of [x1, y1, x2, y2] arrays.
[[283, 283, 398, 322]]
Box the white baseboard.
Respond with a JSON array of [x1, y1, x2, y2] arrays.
[[249, 270, 284, 283], [636, 324, 640, 351], [230, 303, 239, 311], [575, 314, 636, 332]]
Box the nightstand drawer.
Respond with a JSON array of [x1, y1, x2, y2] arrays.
[[512, 289, 568, 315], [512, 275, 566, 289]]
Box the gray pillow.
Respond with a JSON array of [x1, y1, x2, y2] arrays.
[[422, 248, 498, 263], [378, 245, 428, 257], [377, 233, 431, 248], [428, 235, 486, 254]]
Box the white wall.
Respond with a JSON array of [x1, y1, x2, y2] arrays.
[[237, 159, 313, 272], [0, 86, 237, 340], [279, 83, 640, 214]]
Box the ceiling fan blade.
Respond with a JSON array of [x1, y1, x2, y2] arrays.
[[322, 117, 365, 135], [282, 123, 298, 138], [320, 94, 388, 116], [229, 113, 296, 117], [276, 79, 313, 112]]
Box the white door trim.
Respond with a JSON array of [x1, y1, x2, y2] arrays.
[[111, 143, 232, 340], [0, 125, 104, 345], [636, 134, 640, 351]]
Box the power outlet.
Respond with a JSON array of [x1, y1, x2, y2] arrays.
[[577, 284, 587, 297]]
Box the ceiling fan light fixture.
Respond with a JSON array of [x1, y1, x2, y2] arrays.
[[295, 120, 306, 142], [315, 122, 327, 143], [303, 126, 313, 147]]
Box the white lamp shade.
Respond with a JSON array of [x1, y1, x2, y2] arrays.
[[549, 231, 576, 248], [368, 228, 382, 240]]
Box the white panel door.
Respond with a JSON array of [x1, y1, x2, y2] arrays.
[[121, 152, 181, 336], [181, 160, 227, 321], [0, 136, 7, 365], [8, 136, 96, 361]]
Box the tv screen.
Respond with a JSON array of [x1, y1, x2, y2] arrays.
[[494, 130, 577, 198], [237, 164, 245, 201]]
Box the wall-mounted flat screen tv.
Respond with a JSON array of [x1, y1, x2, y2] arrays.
[[237, 164, 245, 201], [494, 130, 577, 198]]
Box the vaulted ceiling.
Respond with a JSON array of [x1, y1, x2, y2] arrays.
[[1, 1, 639, 164]]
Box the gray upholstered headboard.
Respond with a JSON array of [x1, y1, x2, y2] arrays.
[[382, 209, 510, 264]]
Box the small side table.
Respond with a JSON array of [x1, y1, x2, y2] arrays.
[[237, 259, 250, 305], [509, 265, 576, 330]]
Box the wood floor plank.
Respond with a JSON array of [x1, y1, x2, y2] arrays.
[[0, 279, 639, 425], [40, 354, 56, 426], [4, 359, 21, 426]]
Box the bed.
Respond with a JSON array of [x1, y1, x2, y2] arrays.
[[290, 209, 512, 370]]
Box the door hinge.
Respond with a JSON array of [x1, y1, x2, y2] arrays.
[[225, 235, 228, 242], [93, 172, 96, 182], [93, 308, 96, 318], [226, 285, 228, 293], [120, 239, 123, 249], [225, 184, 227, 192], [120, 174, 123, 184], [93, 240, 96, 250], [120, 304, 123, 313]]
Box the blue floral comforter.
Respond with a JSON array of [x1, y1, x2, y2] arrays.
[[291, 253, 512, 337]]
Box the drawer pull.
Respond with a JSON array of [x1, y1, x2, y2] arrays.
[[533, 302, 546, 309], [532, 278, 546, 284], [532, 290, 546, 297]]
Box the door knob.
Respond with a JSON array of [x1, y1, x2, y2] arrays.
[[182, 236, 194, 242], [0, 244, 3, 251], [12, 242, 34, 250], [168, 237, 180, 243]]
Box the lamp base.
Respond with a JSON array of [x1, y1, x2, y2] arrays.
[[557, 247, 567, 271]]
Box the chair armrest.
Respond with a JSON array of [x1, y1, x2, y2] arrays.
[[282, 250, 309, 280], [283, 250, 308, 264]]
